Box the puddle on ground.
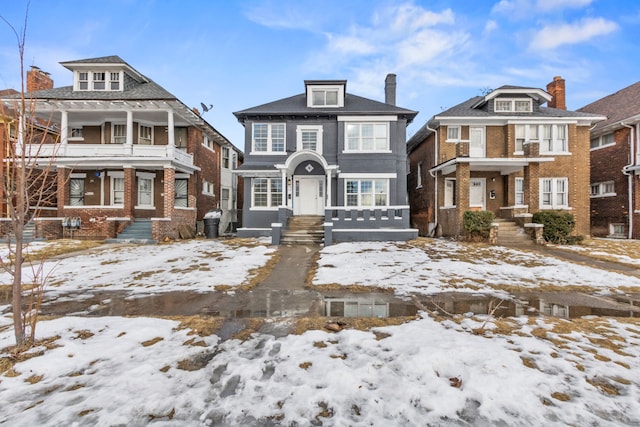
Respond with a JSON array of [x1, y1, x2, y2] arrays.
[[2, 289, 638, 321]]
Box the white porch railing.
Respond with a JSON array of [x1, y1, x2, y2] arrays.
[[19, 143, 194, 166]]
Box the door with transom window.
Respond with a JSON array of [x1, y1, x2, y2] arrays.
[[294, 177, 324, 215]]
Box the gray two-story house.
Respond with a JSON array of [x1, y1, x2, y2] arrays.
[[233, 75, 418, 245]]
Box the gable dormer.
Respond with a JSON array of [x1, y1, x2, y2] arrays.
[[304, 80, 346, 108], [474, 86, 553, 114], [60, 55, 149, 92]]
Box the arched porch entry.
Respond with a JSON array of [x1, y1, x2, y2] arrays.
[[276, 151, 338, 216]]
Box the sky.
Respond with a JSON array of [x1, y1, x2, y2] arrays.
[[0, 0, 638, 149], [1, 237, 640, 424]]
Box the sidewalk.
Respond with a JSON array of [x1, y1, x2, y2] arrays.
[[257, 244, 320, 290]]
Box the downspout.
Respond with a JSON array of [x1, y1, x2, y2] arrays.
[[426, 123, 438, 233], [621, 122, 635, 238]]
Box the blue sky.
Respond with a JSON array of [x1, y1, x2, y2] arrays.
[[0, 0, 638, 148]]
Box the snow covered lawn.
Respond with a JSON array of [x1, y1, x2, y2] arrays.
[[313, 239, 640, 295], [1, 237, 640, 425], [553, 238, 640, 267]]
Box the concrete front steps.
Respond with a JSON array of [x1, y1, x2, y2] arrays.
[[281, 215, 324, 245], [106, 219, 156, 244], [494, 218, 533, 246]]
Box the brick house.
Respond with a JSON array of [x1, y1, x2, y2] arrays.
[[577, 81, 640, 238], [233, 74, 418, 244], [407, 77, 604, 239], [0, 57, 240, 241]]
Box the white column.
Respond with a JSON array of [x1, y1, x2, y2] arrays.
[[167, 110, 175, 147], [126, 110, 133, 145], [326, 170, 332, 208], [60, 110, 68, 146]]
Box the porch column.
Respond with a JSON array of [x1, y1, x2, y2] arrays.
[[124, 166, 135, 218], [455, 163, 470, 235], [60, 110, 68, 147], [163, 166, 175, 217], [167, 110, 175, 147], [126, 110, 133, 147], [325, 169, 332, 207], [57, 166, 70, 213], [524, 163, 539, 213]]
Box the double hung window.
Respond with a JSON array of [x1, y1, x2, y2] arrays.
[[540, 178, 568, 209], [345, 179, 388, 207], [252, 178, 283, 208], [346, 123, 389, 151], [252, 123, 285, 153]]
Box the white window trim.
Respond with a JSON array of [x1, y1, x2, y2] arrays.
[[590, 133, 616, 151], [343, 122, 391, 153], [109, 172, 125, 207], [495, 98, 532, 113], [112, 123, 127, 144], [202, 180, 215, 196], [307, 84, 345, 108], [68, 126, 84, 141], [590, 181, 616, 198], [513, 123, 570, 155], [445, 125, 460, 143], [344, 178, 390, 208], [539, 124, 569, 154], [514, 177, 525, 206], [296, 125, 324, 154], [135, 172, 155, 208], [540, 177, 569, 210], [138, 123, 154, 145], [443, 178, 456, 208], [250, 177, 283, 210], [251, 123, 286, 155], [202, 135, 216, 152], [74, 69, 122, 92], [416, 162, 423, 189]]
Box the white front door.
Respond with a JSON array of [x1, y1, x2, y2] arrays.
[[294, 177, 324, 215], [469, 178, 486, 209], [469, 126, 485, 157]]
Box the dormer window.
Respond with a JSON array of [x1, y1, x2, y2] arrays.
[[75, 70, 123, 91], [306, 82, 345, 108], [495, 98, 532, 113]]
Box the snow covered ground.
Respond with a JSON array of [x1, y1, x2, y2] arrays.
[[1, 238, 639, 426]]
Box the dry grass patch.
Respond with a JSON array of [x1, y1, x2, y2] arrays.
[[587, 377, 619, 395], [307, 283, 393, 293], [25, 374, 43, 384], [0, 335, 62, 376], [299, 361, 312, 370], [21, 240, 105, 262], [74, 330, 94, 340], [293, 316, 416, 335], [141, 337, 163, 347], [550, 391, 571, 401], [232, 319, 265, 341], [171, 315, 225, 337]]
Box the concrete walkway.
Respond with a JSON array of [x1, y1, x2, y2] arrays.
[[257, 244, 320, 290]]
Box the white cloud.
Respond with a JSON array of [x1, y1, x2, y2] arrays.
[[325, 33, 377, 56], [529, 17, 619, 50], [484, 19, 499, 34], [536, 0, 592, 12]]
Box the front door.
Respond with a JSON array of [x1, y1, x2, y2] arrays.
[[469, 127, 485, 157], [294, 177, 324, 215], [469, 178, 486, 210]]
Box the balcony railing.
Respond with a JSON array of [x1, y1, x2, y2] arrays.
[[18, 143, 194, 166]]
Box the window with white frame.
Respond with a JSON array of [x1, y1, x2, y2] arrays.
[[112, 124, 126, 144], [515, 177, 524, 205], [252, 123, 285, 153], [345, 179, 389, 207], [174, 127, 188, 148], [416, 162, 423, 188], [446, 126, 460, 142], [307, 85, 344, 107], [139, 124, 153, 145], [296, 125, 323, 153], [202, 134, 215, 151], [495, 98, 532, 112], [92, 72, 106, 90], [590, 181, 615, 197], [78, 72, 89, 90], [221, 188, 230, 209], [444, 178, 456, 206], [252, 177, 282, 208], [540, 178, 568, 209], [610, 223, 625, 236], [69, 127, 83, 140], [346, 123, 389, 151], [590, 133, 614, 149], [109, 72, 120, 90], [137, 173, 154, 207], [202, 180, 214, 196], [540, 124, 568, 153], [222, 146, 230, 168], [110, 175, 124, 205]]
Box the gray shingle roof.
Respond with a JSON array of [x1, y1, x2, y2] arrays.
[[234, 93, 418, 123], [26, 80, 176, 101], [578, 81, 640, 131]]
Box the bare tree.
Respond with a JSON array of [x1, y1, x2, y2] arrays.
[[1, 4, 59, 346]]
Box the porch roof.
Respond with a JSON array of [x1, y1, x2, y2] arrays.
[[429, 157, 555, 176]]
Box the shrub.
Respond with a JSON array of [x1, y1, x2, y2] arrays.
[[463, 210, 495, 240], [532, 211, 581, 244]]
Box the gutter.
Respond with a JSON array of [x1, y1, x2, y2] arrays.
[[426, 122, 438, 233], [621, 121, 637, 238]]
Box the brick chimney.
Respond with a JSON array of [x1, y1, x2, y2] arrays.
[[27, 66, 54, 92], [546, 76, 566, 110], [385, 73, 396, 106]]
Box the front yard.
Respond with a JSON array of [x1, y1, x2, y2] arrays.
[[0, 237, 639, 426]]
